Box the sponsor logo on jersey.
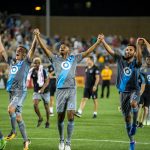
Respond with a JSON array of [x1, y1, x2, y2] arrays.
[[123, 67, 132, 76], [61, 61, 71, 70], [11, 66, 18, 74]]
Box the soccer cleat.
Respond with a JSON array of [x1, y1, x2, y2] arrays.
[[129, 124, 137, 136], [74, 112, 82, 118], [45, 122, 50, 128], [4, 131, 17, 141], [49, 113, 54, 117], [129, 141, 135, 150], [92, 114, 97, 119], [23, 139, 31, 150], [0, 138, 7, 150], [58, 141, 64, 150], [65, 145, 71, 150], [37, 118, 43, 127], [137, 122, 143, 128]]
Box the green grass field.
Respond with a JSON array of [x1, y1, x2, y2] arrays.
[[0, 86, 150, 150]]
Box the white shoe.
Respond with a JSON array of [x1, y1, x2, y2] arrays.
[[147, 120, 150, 125], [59, 142, 64, 150], [65, 145, 71, 150]]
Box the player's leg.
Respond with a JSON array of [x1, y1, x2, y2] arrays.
[[65, 89, 76, 150], [49, 83, 56, 116], [120, 93, 135, 150], [137, 95, 144, 127], [92, 88, 98, 118], [15, 91, 31, 150], [42, 93, 50, 128], [106, 81, 110, 98], [129, 91, 140, 136], [5, 93, 17, 141], [33, 92, 43, 127], [75, 88, 89, 117], [56, 89, 66, 150], [0, 131, 7, 150], [49, 96, 55, 116], [101, 81, 105, 98]]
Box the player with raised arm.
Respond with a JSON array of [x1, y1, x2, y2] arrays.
[[34, 28, 101, 150], [3, 32, 37, 150], [99, 34, 142, 150]]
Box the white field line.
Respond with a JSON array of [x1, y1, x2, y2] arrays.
[[14, 138, 150, 145]]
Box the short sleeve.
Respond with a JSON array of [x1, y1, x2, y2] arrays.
[[75, 53, 83, 63]]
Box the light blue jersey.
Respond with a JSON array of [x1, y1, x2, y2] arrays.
[[50, 53, 82, 89], [6, 58, 31, 92]]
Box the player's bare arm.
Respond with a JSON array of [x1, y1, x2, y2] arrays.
[[27, 35, 37, 60], [100, 34, 115, 56], [82, 34, 101, 58], [39, 77, 50, 93], [93, 74, 100, 92], [0, 35, 8, 62], [34, 28, 53, 58], [138, 38, 150, 53], [136, 38, 143, 65]]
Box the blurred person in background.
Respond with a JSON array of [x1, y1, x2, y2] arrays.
[[75, 56, 100, 118], [100, 64, 112, 99], [27, 57, 50, 128]]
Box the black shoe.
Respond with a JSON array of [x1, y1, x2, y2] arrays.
[[37, 118, 43, 127], [92, 114, 97, 119], [137, 122, 144, 128], [45, 122, 50, 128]]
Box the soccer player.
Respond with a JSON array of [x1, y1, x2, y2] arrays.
[[27, 57, 50, 128], [99, 34, 142, 150], [34, 28, 101, 150], [2, 32, 37, 150], [75, 56, 100, 118], [0, 35, 7, 150], [100, 64, 112, 99], [48, 62, 56, 116], [137, 55, 150, 127]]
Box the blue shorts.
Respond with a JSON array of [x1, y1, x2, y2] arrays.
[[120, 91, 140, 116]]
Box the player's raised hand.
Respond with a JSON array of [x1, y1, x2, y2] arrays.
[[98, 34, 105, 43], [33, 28, 40, 36]]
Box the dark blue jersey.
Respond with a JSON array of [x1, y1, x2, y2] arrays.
[[85, 65, 100, 88], [31, 68, 49, 93], [114, 53, 141, 92], [140, 66, 150, 93]]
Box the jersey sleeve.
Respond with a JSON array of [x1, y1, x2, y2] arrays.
[[113, 50, 122, 61], [95, 67, 100, 75]]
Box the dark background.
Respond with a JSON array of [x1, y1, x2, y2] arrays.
[[0, 0, 149, 16]]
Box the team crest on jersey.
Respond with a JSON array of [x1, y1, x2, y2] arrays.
[[61, 61, 71, 70], [147, 75, 150, 82], [11, 66, 18, 74], [123, 67, 132, 76]]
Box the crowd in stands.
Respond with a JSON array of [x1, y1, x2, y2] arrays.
[[0, 11, 149, 85]]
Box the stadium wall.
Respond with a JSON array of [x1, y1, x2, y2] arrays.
[[21, 16, 150, 38]]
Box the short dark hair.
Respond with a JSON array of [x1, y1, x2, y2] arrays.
[[87, 55, 94, 62], [18, 45, 28, 54], [127, 44, 136, 51]]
